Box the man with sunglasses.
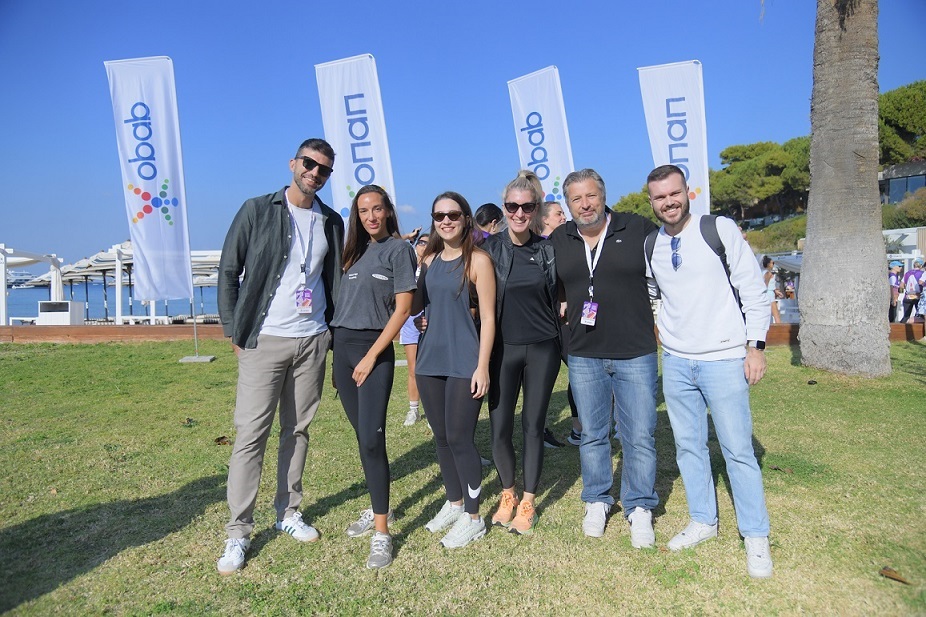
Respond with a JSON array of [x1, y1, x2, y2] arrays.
[[216, 138, 344, 575], [549, 168, 660, 547], [644, 164, 773, 578]]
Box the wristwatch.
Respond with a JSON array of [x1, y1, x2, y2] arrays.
[[747, 340, 766, 350]]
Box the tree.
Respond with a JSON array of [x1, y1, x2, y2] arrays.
[[613, 187, 659, 223], [879, 80, 926, 164], [799, 0, 890, 376]]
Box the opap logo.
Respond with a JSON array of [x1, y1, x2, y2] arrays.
[[122, 101, 182, 226]]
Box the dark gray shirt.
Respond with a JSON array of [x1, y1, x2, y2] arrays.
[[330, 237, 417, 330]]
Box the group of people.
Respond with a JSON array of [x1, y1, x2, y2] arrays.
[[215, 137, 774, 579], [889, 258, 925, 323]]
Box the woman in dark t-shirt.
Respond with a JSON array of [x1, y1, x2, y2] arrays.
[[330, 185, 416, 570], [482, 170, 561, 535]]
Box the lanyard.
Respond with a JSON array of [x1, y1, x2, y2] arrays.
[[287, 197, 316, 286], [582, 215, 610, 300]]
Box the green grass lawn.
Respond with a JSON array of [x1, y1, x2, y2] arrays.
[[1, 340, 924, 615]]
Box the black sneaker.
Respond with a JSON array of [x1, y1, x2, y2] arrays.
[[543, 428, 565, 448], [567, 429, 581, 446]]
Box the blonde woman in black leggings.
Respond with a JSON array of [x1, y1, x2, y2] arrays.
[[482, 170, 561, 534]]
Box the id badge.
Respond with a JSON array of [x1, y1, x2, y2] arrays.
[[295, 288, 313, 314], [581, 301, 599, 326]]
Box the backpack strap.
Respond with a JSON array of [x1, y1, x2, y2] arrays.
[[644, 228, 660, 299], [700, 214, 742, 316]]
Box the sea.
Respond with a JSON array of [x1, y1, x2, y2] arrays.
[[5, 284, 218, 321]]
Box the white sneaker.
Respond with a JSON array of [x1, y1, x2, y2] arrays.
[[667, 520, 718, 551], [346, 508, 395, 538], [745, 536, 773, 578], [275, 511, 319, 542], [217, 538, 250, 575], [628, 507, 656, 548], [425, 500, 464, 533], [582, 502, 611, 538], [403, 408, 419, 427], [440, 515, 487, 548]]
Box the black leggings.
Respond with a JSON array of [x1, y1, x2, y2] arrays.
[[417, 374, 483, 514], [901, 297, 919, 322], [333, 328, 394, 515], [488, 338, 560, 495]]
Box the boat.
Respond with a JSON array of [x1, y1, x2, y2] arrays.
[[6, 270, 35, 287]]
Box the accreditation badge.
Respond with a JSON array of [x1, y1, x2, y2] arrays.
[[295, 288, 313, 314], [581, 301, 598, 326]]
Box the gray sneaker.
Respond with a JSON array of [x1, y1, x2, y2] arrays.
[[346, 508, 396, 538], [425, 500, 464, 533], [440, 515, 487, 548], [627, 507, 655, 548], [217, 538, 250, 575], [366, 532, 393, 569], [745, 536, 773, 578], [667, 520, 718, 551], [582, 502, 611, 538]]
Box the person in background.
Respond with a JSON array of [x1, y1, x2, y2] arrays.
[[483, 171, 561, 535], [414, 192, 496, 549], [216, 138, 343, 575], [330, 185, 417, 569], [761, 256, 783, 324], [645, 164, 773, 578], [900, 257, 924, 324], [533, 199, 581, 446], [474, 203, 505, 245], [400, 233, 429, 426], [888, 261, 903, 323]]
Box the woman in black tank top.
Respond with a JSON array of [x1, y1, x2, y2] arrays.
[[412, 191, 496, 549]]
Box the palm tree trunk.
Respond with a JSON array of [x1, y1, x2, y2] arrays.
[[799, 0, 890, 376]]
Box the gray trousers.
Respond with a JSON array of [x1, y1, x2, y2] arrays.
[[225, 331, 331, 539]]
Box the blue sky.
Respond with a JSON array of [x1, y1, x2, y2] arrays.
[[2, 0, 924, 265]]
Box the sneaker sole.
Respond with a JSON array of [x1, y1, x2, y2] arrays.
[[631, 537, 656, 549], [276, 527, 320, 542], [441, 527, 487, 549], [217, 565, 242, 576], [668, 535, 716, 551], [510, 517, 537, 535]]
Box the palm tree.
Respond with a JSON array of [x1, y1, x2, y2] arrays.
[[798, 0, 890, 376]]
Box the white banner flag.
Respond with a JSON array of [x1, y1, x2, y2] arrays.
[[638, 60, 710, 216], [508, 66, 575, 208], [315, 54, 395, 218], [104, 56, 193, 301]]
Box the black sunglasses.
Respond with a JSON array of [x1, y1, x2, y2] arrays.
[[295, 155, 333, 178], [432, 211, 464, 222], [503, 201, 538, 214]]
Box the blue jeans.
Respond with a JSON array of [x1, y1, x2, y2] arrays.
[[568, 353, 658, 515], [661, 352, 770, 537]]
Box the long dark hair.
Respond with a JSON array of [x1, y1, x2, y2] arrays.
[[342, 185, 401, 271], [422, 191, 481, 293]]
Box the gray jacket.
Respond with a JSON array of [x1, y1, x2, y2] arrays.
[[218, 187, 344, 349]]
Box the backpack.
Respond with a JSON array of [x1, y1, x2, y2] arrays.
[[905, 271, 922, 296], [644, 214, 742, 314]]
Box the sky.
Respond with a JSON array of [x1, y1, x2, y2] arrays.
[[2, 0, 924, 267]]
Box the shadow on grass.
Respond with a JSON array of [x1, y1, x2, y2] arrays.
[[0, 474, 225, 614]]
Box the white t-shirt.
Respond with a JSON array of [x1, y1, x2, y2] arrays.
[[260, 196, 330, 337]]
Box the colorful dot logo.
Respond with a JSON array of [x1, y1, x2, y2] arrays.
[[127, 179, 180, 225], [545, 176, 564, 203], [689, 187, 702, 201]]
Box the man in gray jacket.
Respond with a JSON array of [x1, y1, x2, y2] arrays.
[[216, 138, 344, 575]]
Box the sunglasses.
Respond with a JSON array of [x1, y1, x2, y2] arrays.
[[671, 236, 682, 271], [416, 238, 429, 246], [432, 211, 464, 222], [503, 201, 538, 214], [295, 155, 334, 178]]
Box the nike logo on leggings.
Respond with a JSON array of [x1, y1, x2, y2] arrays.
[[467, 484, 481, 499]]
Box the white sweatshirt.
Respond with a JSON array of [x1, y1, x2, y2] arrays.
[[647, 215, 770, 361]]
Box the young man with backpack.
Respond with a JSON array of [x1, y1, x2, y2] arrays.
[[644, 164, 773, 578], [900, 258, 924, 324]]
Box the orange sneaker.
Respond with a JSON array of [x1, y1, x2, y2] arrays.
[[510, 501, 537, 535], [491, 492, 520, 527]]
